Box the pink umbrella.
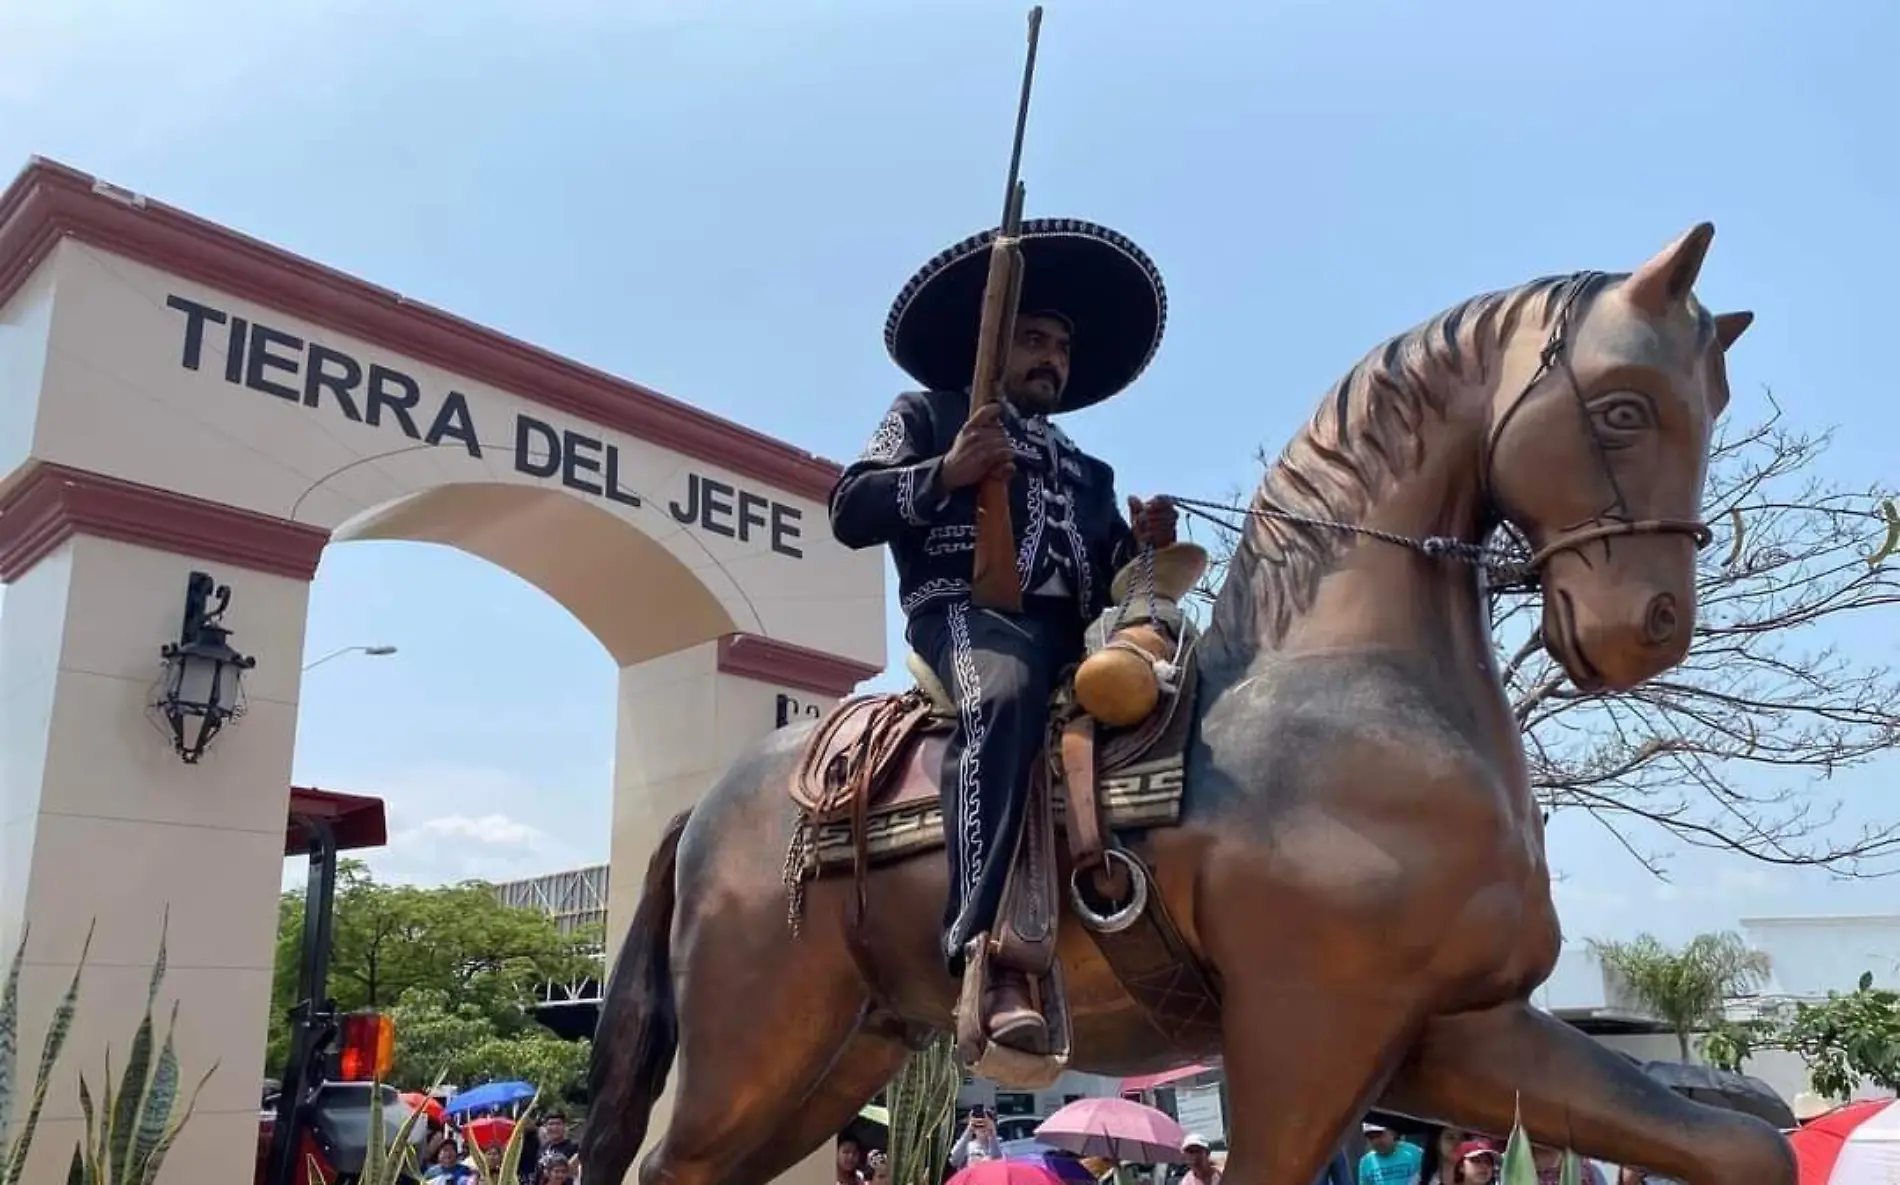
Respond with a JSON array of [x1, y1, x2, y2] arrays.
[[1035, 1096, 1189, 1164], [949, 1162, 1066, 1185]]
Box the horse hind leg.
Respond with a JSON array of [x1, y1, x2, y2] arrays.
[[634, 892, 877, 1185], [719, 1025, 914, 1185], [1380, 1001, 1795, 1185]]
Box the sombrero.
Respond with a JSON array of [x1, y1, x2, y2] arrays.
[[884, 217, 1167, 413]]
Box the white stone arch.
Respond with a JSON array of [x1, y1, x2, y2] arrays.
[[333, 481, 743, 667], [0, 158, 883, 1185]]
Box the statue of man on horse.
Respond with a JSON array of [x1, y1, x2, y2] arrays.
[[827, 217, 1181, 1056], [584, 222, 1794, 1185]]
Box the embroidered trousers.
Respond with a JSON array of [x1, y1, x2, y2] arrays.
[[909, 597, 1085, 975]]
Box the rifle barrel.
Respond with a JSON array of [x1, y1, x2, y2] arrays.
[[1001, 7, 1044, 215]]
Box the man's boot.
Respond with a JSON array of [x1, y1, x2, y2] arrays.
[[986, 967, 1049, 1055]]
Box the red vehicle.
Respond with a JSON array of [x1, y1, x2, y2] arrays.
[[257, 788, 426, 1185]]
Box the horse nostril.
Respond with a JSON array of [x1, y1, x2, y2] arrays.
[[1644, 594, 1679, 646]]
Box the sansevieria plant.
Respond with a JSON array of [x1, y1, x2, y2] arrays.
[[885, 1033, 960, 1185], [323, 1072, 452, 1185], [465, 1089, 541, 1185], [1, 922, 94, 1185], [64, 911, 217, 1185]]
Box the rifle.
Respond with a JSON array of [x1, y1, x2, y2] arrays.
[[966, 6, 1045, 613]]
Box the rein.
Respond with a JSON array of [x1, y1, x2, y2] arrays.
[[1167, 494, 1538, 591], [1169, 271, 1715, 593]]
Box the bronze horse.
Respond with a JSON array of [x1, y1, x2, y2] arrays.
[[584, 224, 1791, 1185]]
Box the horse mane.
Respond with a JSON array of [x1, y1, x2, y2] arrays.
[[1211, 271, 1621, 652]]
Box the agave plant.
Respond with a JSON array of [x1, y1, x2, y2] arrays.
[[63, 911, 217, 1185], [1, 922, 94, 1185], [1498, 1099, 1586, 1185], [885, 1034, 960, 1185]]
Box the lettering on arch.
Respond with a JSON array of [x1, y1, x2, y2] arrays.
[[164, 293, 806, 559]]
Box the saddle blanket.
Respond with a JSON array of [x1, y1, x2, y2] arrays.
[[794, 754, 1185, 879]]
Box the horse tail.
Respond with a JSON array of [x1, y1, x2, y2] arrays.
[[582, 809, 689, 1184]]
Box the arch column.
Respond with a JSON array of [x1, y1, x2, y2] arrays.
[[0, 464, 327, 1185], [607, 633, 877, 941], [607, 632, 876, 1185]]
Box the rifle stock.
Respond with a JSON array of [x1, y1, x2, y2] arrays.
[[969, 234, 1025, 612], [966, 13, 1043, 613]]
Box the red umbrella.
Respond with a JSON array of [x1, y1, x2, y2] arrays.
[[1035, 1097, 1189, 1164], [400, 1091, 445, 1124], [1789, 1098, 1898, 1185], [948, 1161, 1065, 1185], [464, 1114, 518, 1152]]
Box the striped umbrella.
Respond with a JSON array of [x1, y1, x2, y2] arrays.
[[1789, 1098, 1899, 1185]]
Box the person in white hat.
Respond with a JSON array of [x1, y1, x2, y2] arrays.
[[1181, 1134, 1221, 1185], [1359, 1122, 1424, 1185]]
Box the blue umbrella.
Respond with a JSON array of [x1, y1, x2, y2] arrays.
[[443, 1080, 536, 1117]]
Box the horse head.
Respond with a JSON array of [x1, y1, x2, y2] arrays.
[[1485, 223, 1752, 692]]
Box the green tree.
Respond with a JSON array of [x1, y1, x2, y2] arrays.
[[1706, 971, 1900, 1098], [1778, 971, 1900, 1097], [267, 860, 599, 1074], [388, 989, 591, 1101], [1589, 931, 1773, 1062]]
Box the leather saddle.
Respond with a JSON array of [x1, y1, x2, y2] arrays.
[[782, 577, 1216, 1087], [788, 648, 1187, 828]]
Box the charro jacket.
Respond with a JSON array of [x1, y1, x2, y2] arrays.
[[828, 389, 1139, 623]]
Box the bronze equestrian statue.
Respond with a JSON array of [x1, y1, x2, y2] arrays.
[[584, 222, 1794, 1185], [827, 217, 1180, 1056]]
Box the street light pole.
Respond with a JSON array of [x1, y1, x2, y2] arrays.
[[302, 644, 398, 673]]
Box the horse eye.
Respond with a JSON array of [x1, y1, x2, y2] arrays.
[[1592, 396, 1654, 432]]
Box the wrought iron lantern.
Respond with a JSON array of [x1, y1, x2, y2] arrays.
[[153, 571, 256, 763]]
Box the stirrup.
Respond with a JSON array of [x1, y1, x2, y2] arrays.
[[1068, 848, 1149, 934]]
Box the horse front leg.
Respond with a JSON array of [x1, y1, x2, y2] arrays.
[[1216, 971, 1426, 1185], [1381, 1001, 1794, 1185]]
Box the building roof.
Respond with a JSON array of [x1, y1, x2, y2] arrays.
[[286, 785, 388, 854]]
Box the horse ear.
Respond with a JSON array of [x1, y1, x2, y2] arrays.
[[1715, 311, 1754, 351], [1625, 222, 1716, 314]]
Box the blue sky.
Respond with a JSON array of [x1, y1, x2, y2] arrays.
[[4, 0, 1898, 951]]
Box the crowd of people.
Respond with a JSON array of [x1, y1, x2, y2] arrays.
[[417, 1107, 583, 1184], [832, 1108, 1675, 1185], [1355, 1121, 1664, 1185]]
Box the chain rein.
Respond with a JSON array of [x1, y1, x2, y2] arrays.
[[1165, 272, 1714, 590]]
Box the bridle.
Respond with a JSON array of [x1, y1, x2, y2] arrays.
[[1478, 270, 1713, 575], [1170, 270, 1712, 591]]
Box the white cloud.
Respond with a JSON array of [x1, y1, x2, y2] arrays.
[[287, 761, 606, 890], [406, 814, 546, 847]]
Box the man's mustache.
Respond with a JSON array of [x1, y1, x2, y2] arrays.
[[1027, 366, 1062, 386]]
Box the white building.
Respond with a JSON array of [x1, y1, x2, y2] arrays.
[[1742, 915, 1900, 996]]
